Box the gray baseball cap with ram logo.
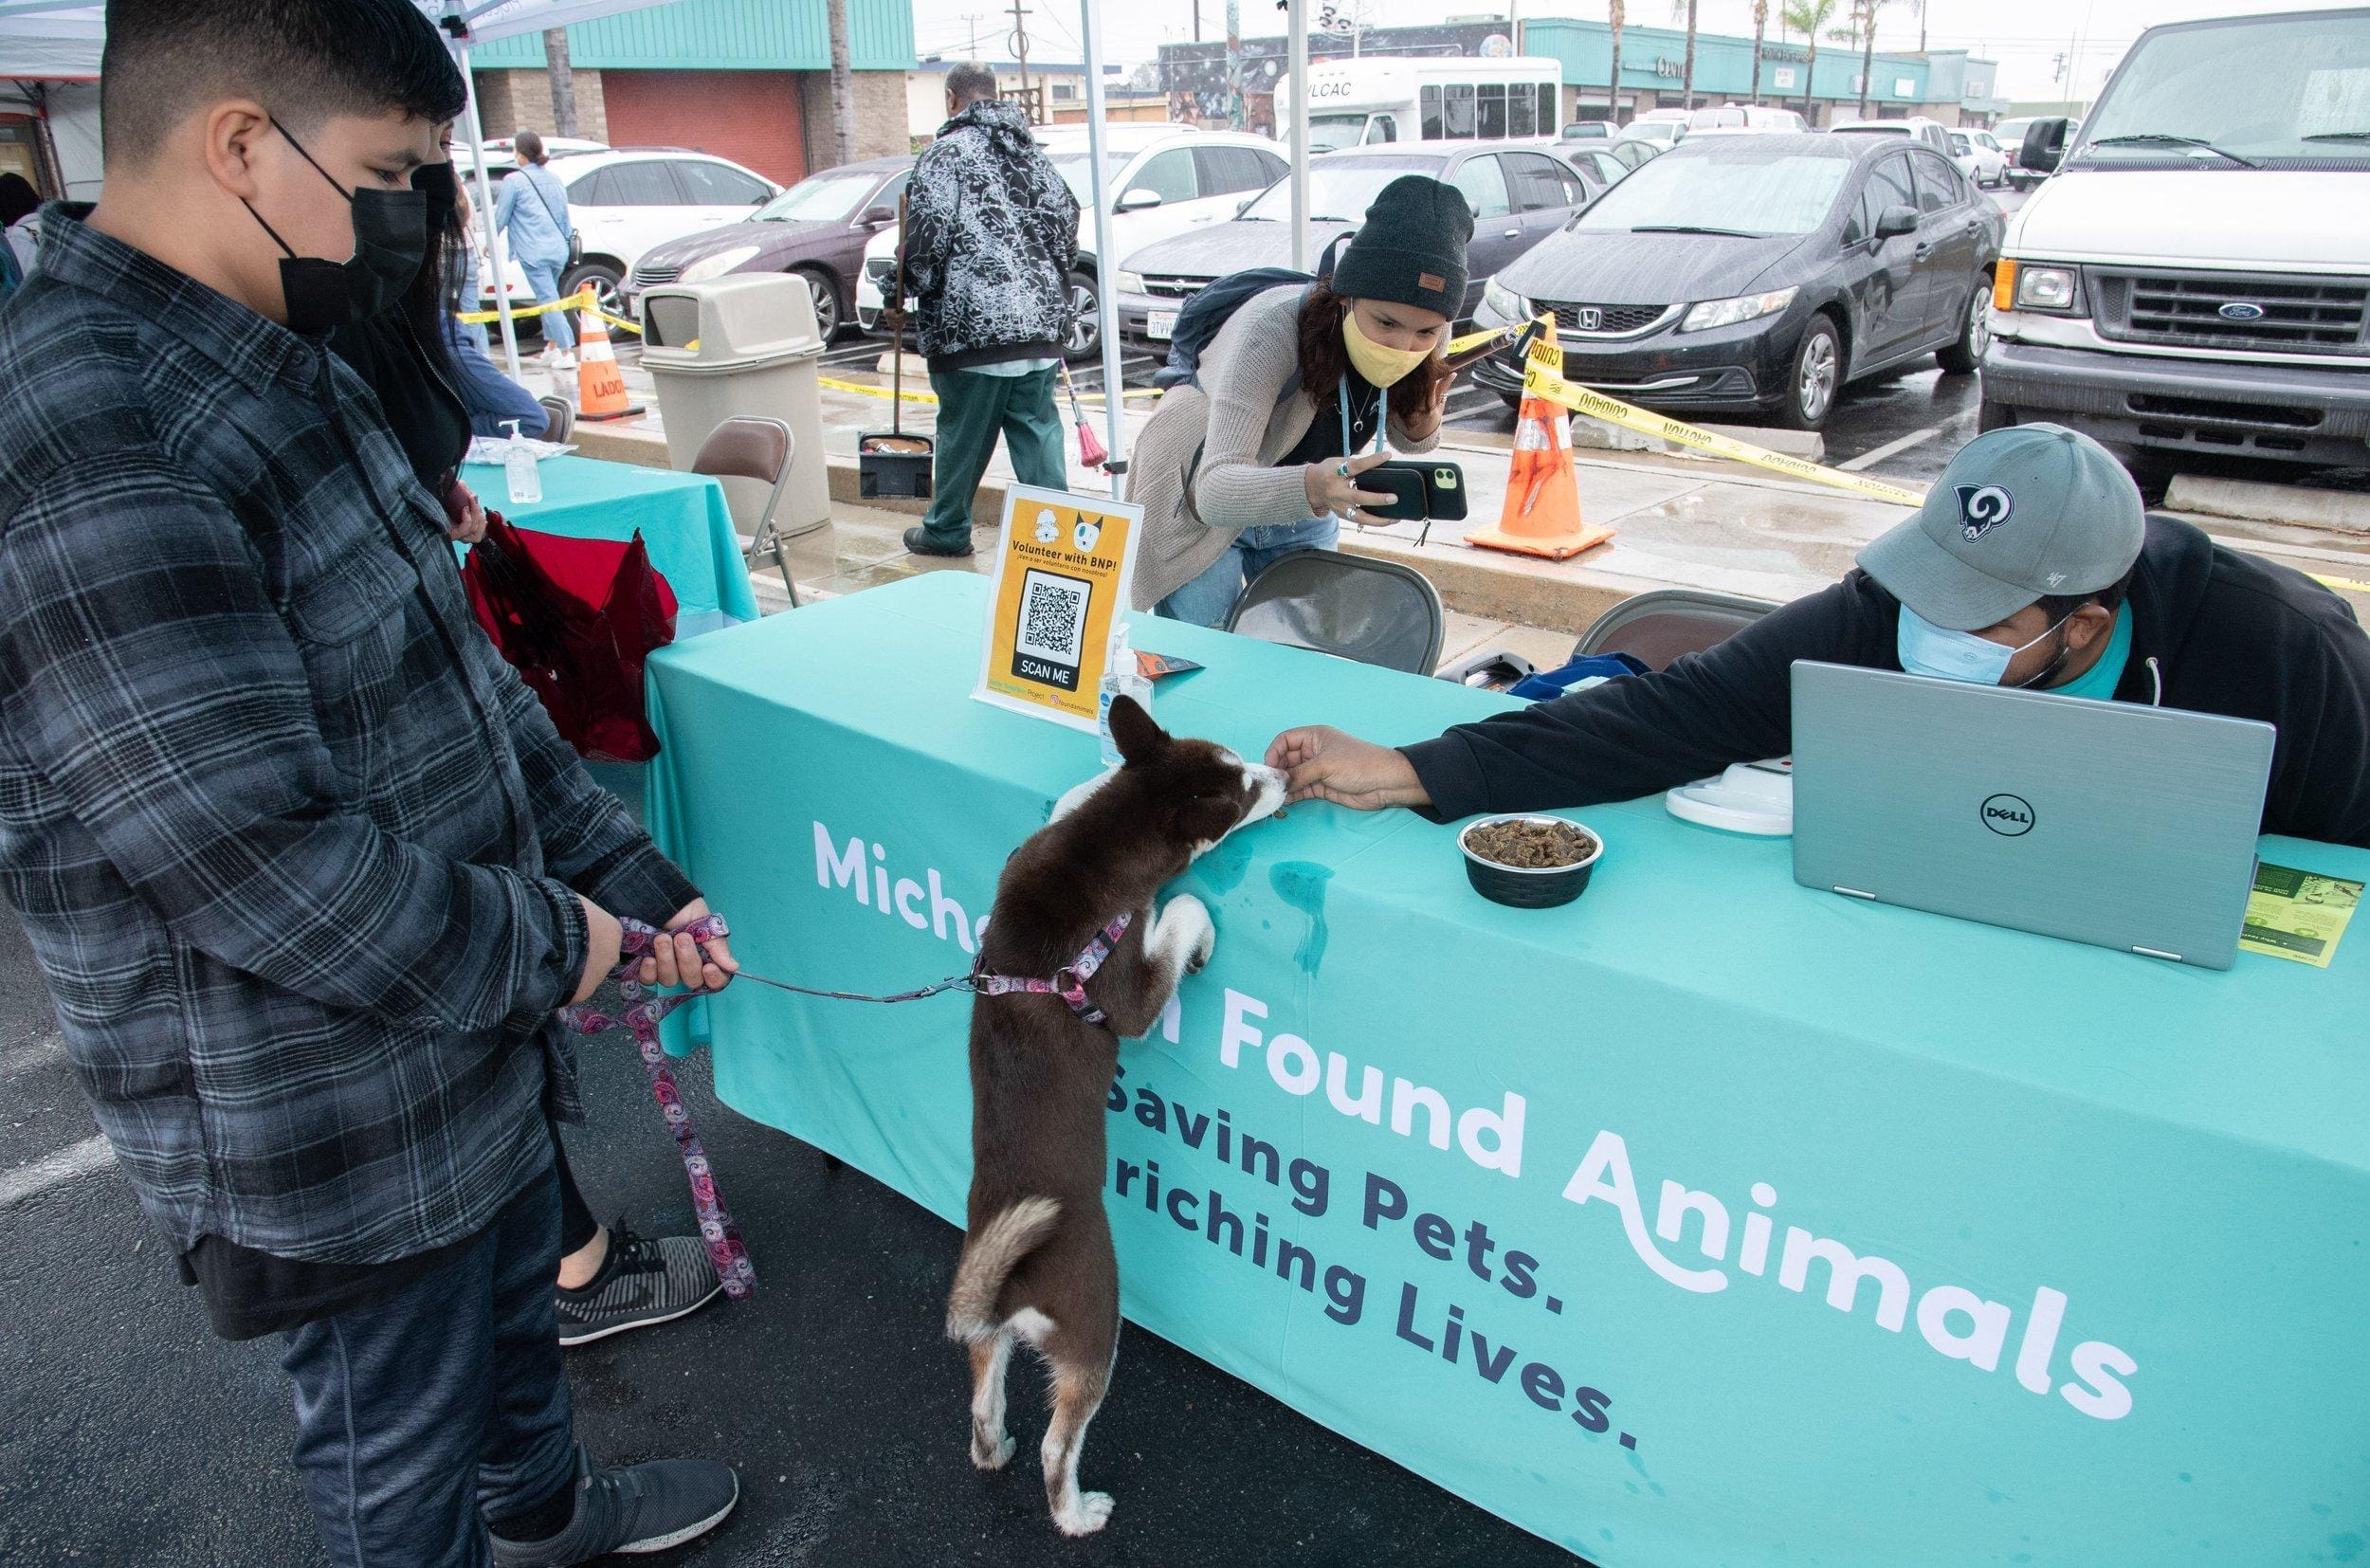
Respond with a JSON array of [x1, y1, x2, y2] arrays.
[[1857, 424, 2145, 631]]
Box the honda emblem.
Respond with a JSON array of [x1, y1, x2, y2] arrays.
[[1575, 306, 1603, 331]]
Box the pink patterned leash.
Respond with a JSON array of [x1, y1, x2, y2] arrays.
[[558, 913, 755, 1300]]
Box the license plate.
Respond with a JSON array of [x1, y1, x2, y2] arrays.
[[1147, 310, 1177, 341]]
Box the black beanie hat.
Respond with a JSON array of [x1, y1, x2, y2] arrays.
[[1328, 174, 1475, 319]]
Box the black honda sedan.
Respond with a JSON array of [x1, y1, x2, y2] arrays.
[[1470, 133, 2002, 428]]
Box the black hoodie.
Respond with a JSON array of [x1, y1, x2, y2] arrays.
[[1402, 517, 2370, 848]]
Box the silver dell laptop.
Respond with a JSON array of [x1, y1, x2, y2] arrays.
[[1791, 663, 2276, 969]]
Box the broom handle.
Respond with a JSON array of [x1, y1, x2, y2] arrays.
[[890, 191, 911, 438]]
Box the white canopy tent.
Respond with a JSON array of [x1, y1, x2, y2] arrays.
[[0, 0, 1322, 500]]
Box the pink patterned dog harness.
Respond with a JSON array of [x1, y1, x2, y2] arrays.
[[968, 912, 1133, 1028]]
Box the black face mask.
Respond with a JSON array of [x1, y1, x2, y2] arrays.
[[243, 118, 428, 335]]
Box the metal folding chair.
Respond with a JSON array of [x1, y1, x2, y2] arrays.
[[1575, 588, 1778, 670], [1224, 550, 1446, 675], [690, 415, 799, 609]]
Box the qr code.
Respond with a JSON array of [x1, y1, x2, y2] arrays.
[[1017, 569, 1090, 666]]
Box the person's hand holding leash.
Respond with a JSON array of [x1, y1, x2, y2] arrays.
[[1304, 450, 1395, 523], [642, 898, 738, 994], [1266, 726, 1433, 811]]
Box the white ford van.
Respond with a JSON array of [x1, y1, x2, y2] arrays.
[[1981, 8, 2370, 469]]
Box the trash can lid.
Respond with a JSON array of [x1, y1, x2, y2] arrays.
[[640, 273, 822, 363]]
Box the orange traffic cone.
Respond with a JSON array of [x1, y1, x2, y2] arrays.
[[1465, 387, 1614, 561], [572, 289, 644, 423]]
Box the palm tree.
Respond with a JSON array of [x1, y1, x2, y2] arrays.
[[1607, 0, 1626, 124], [1750, 0, 1769, 103], [1853, 0, 1889, 118], [1781, 0, 1840, 121], [1672, 0, 1701, 109]]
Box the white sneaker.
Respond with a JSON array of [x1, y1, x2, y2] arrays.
[[551, 353, 577, 372]]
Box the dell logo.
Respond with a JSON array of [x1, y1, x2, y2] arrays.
[[1980, 793, 2035, 836], [1575, 306, 1603, 331], [2217, 301, 2266, 321]]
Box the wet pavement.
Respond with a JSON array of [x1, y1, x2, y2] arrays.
[[0, 909, 1585, 1566]]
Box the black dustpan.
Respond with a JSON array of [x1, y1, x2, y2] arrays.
[[859, 190, 933, 501]]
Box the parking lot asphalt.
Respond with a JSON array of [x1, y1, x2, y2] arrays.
[[0, 909, 1586, 1567]]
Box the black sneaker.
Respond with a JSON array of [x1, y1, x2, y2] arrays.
[[556, 1219, 723, 1348], [903, 524, 974, 557], [491, 1444, 738, 1564]]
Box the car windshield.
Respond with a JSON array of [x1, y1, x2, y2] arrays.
[[1307, 114, 1369, 153], [756, 171, 876, 224], [1240, 157, 1447, 221], [1688, 108, 1746, 130], [2077, 11, 2370, 165], [1575, 147, 1850, 236], [1048, 153, 1139, 207]]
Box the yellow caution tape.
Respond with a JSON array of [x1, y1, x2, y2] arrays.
[[455, 287, 642, 336], [817, 374, 1160, 406], [2312, 574, 2370, 595], [1520, 359, 1927, 508]]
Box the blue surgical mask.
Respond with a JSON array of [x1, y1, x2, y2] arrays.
[[1896, 604, 2070, 686]]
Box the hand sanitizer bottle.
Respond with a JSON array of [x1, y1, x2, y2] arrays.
[[501, 419, 540, 505], [1098, 623, 1153, 767]]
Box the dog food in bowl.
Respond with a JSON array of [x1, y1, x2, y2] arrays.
[[1459, 814, 1603, 907]]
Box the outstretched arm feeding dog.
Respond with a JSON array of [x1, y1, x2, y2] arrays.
[[947, 697, 1285, 1537]]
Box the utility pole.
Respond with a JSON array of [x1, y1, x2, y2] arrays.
[[962, 11, 984, 54], [827, 0, 855, 166], [1008, 0, 1035, 123], [1194, 0, 1201, 44], [543, 27, 576, 137]]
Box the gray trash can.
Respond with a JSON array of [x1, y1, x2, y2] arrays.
[[640, 274, 829, 539]]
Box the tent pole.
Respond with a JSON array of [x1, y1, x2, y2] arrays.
[[455, 40, 522, 379], [1077, 0, 1126, 501], [1287, 0, 1308, 270]]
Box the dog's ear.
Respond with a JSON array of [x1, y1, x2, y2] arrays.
[[1108, 695, 1167, 766]]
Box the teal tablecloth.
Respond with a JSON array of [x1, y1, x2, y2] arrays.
[[643, 570, 2370, 1567], [458, 454, 759, 632]]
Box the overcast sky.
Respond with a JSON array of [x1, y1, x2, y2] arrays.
[[909, 0, 2345, 102]]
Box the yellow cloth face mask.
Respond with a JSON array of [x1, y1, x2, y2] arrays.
[[1341, 308, 1434, 388]]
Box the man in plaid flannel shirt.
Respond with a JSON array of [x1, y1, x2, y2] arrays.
[[0, 3, 744, 1562]]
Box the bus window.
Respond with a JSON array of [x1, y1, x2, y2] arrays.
[[1366, 115, 1397, 144], [1539, 83, 1558, 132], [1444, 83, 1475, 137], [1421, 84, 1443, 139], [1509, 85, 1537, 137], [1478, 82, 1507, 139]]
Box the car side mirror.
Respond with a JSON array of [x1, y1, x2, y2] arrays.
[[1874, 204, 1920, 240], [862, 205, 897, 227], [1235, 196, 1254, 216], [1116, 188, 1163, 212], [2020, 118, 2070, 174]]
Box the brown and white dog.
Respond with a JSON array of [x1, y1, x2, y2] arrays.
[[946, 696, 1285, 1537]]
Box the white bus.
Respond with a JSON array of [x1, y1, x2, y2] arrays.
[[1278, 56, 1563, 153]]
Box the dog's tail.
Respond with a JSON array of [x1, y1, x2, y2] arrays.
[[945, 1195, 1062, 1343]]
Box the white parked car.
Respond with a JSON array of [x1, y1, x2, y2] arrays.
[[1830, 116, 1958, 156], [1949, 129, 2010, 190], [1616, 109, 1691, 149], [855, 125, 1287, 359], [475, 147, 783, 320], [1686, 103, 1811, 137]]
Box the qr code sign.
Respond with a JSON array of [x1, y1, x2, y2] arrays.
[[1016, 569, 1091, 666]]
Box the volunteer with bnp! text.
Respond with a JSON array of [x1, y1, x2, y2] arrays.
[[1267, 426, 2370, 848]]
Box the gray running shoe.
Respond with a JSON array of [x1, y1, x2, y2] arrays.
[[556, 1219, 723, 1348], [491, 1445, 739, 1564]]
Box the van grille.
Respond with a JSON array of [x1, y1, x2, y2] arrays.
[[2092, 269, 2369, 356], [1139, 274, 1212, 301]]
